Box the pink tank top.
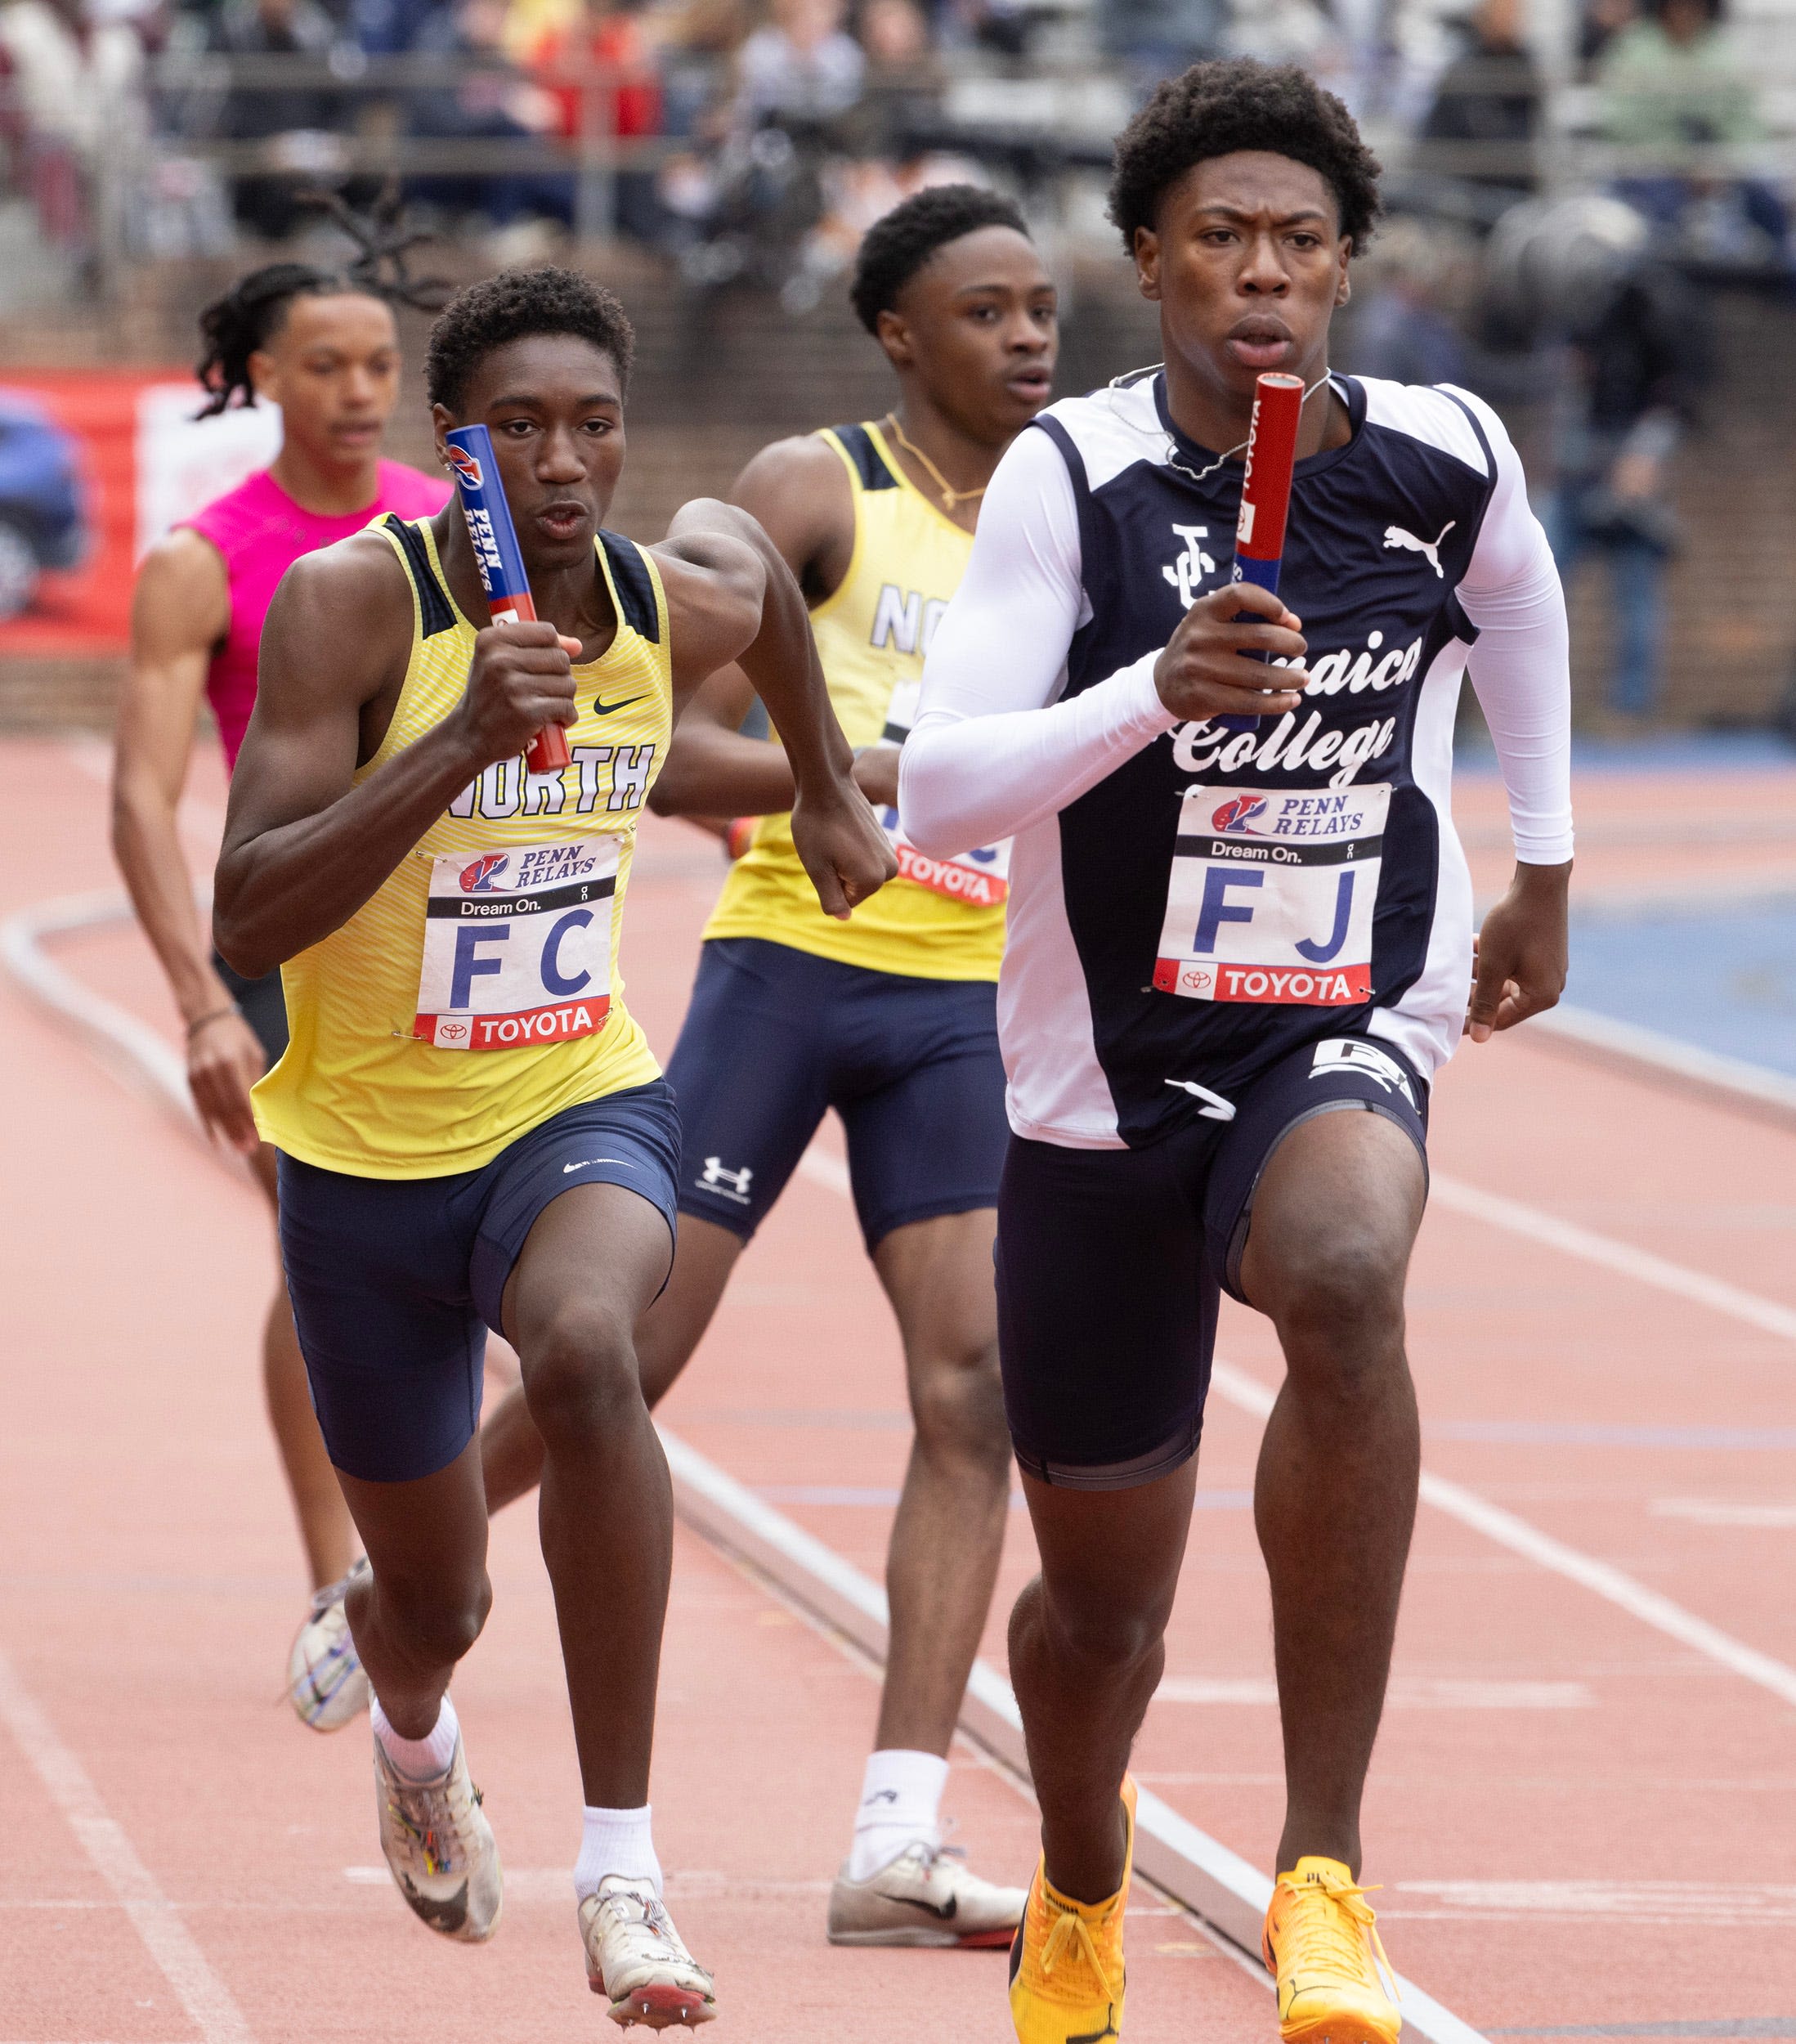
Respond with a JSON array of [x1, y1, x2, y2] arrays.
[[183, 460, 449, 771]]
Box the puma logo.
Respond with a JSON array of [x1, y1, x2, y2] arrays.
[[1068, 2010, 1120, 2044], [1382, 520, 1455, 577]]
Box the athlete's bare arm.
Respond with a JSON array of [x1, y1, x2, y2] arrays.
[[113, 530, 271, 1151], [647, 437, 901, 823], [652, 495, 894, 917], [214, 534, 581, 976]]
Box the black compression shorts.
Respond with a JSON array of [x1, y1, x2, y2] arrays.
[[995, 1033, 1429, 1491]]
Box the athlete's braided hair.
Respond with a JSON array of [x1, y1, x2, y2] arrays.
[[1108, 59, 1383, 257], [193, 187, 450, 418], [423, 267, 636, 414], [849, 184, 1031, 335]]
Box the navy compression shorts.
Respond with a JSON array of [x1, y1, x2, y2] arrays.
[[996, 1034, 1430, 1491], [669, 936, 1009, 1252], [277, 1082, 679, 1483]]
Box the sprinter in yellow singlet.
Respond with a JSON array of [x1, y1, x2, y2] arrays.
[[477, 189, 1058, 1946], [213, 267, 893, 2026]]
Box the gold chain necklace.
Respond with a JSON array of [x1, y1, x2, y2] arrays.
[[882, 413, 987, 513]]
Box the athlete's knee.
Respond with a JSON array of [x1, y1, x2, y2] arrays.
[[522, 1301, 643, 1450], [909, 1334, 1009, 1473], [1037, 1571, 1174, 1679], [368, 1566, 491, 1669], [1266, 1230, 1409, 1380]]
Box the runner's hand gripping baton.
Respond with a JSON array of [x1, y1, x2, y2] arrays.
[[444, 423, 571, 773], [1217, 370, 1306, 733]]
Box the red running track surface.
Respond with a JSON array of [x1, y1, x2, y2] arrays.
[[3, 734, 1795, 2042]]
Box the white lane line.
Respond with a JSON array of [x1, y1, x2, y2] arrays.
[[1158, 1677, 1592, 1710], [0, 1647, 253, 2044], [1391, 1879, 1796, 1925], [1653, 1499, 1796, 1527], [1431, 1173, 1796, 1346], [0, 890, 204, 1142], [1210, 1363, 1796, 1714], [1530, 1001, 1796, 1123]]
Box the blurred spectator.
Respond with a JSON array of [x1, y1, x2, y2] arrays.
[[207, 0, 352, 237], [1579, 0, 1638, 78], [1597, 0, 1787, 269], [1101, 0, 1226, 103], [733, 0, 863, 129], [534, 0, 665, 241], [1543, 241, 1709, 719], [833, 0, 938, 156], [1415, 0, 1543, 207], [406, 0, 573, 231], [1597, 0, 1758, 154], [1343, 217, 1473, 386], [0, 0, 147, 263]]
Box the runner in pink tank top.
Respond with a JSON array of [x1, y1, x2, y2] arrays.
[[111, 249, 457, 1739], [185, 459, 445, 772]]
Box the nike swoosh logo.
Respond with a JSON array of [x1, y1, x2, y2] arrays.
[[590, 694, 645, 717], [891, 1893, 956, 1921], [563, 1159, 635, 1173]]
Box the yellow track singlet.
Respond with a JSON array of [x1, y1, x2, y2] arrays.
[[701, 420, 1005, 982], [253, 515, 670, 1178]]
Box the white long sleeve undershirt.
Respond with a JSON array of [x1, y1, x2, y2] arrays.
[[899, 398, 1574, 867]]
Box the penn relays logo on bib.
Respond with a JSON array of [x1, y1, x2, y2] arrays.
[[1212, 794, 1267, 834], [460, 852, 509, 891]]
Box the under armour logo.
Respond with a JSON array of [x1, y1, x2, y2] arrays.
[[1162, 524, 1216, 607], [697, 1156, 754, 1204], [1382, 520, 1455, 578]]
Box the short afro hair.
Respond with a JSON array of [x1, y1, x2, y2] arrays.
[[850, 184, 1032, 335], [1108, 59, 1382, 257], [425, 266, 636, 412]]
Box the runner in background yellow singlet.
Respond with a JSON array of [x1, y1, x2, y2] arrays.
[[704, 415, 1004, 979]]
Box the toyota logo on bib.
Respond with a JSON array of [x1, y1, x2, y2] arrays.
[[460, 852, 508, 891]]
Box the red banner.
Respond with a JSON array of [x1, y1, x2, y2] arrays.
[[0, 371, 280, 655]]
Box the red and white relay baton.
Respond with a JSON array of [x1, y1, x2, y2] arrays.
[[1216, 370, 1306, 733]]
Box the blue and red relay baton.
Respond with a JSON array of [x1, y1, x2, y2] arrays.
[[444, 423, 571, 774], [1218, 370, 1306, 733]]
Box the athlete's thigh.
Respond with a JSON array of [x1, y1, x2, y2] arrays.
[[277, 1152, 489, 1486], [665, 938, 833, 1239], [1213, 1036, 1430, 1316], [836, 973, 1008, 1254], [470, 1083, 677, 1342], [1021, 1457, 1197, 1635], [336, 1437, 490, 1610], [638, 1213, 744, 1407], [873, 1205, 999, 1367], [501, 1179, 677, 1356], [996, 1128, 1217, 1489]]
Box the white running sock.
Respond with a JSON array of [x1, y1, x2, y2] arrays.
[[575, 1804, 662, 1901], [847, 1748, 948, 1881], [371, 1692, 460, 1780]]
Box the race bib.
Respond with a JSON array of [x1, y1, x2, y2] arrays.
[[414, 838, 619, 1051], [879, 679, 1010, 908], [1153, 783, 1388, 1006]]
